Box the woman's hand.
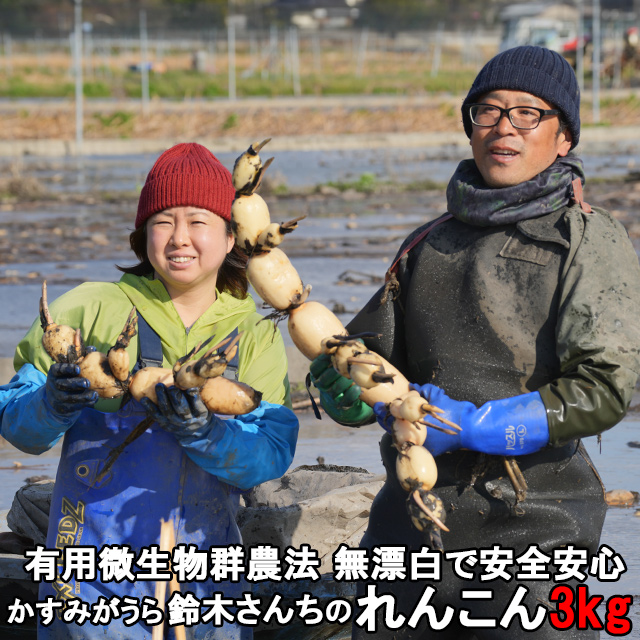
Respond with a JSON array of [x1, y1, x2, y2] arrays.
[[44, 363, 98, 419], [141, 384, 211, 437]]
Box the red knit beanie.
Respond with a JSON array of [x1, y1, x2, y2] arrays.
[[135, 142, 235, 228]]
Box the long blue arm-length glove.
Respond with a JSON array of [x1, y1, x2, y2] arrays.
[[374, 383, 549, 457]]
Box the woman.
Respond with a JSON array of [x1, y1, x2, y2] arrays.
[[0, 142, 299, 639]]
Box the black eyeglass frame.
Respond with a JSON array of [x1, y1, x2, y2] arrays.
[[466, 103, 561, 130]]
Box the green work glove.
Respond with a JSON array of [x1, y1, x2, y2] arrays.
[[309, 353, 374, 427]]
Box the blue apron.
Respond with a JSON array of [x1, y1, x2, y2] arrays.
[[39, 319, 250, 640]]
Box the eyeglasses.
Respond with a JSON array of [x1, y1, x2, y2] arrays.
[[467, 103, 560, 130]]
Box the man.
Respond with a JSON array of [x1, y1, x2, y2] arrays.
[[311, 46, 640, 638]]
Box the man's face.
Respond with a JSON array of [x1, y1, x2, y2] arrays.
[[470, 90, 573, 188]]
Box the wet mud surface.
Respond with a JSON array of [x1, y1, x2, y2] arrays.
[[2, 174, 640, 285]]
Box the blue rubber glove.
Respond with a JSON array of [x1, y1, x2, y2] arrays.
[[44, 363, 98, 418], [310, 353, 374, 427], [140, 384, 211, 438], [374, 383, 549, 457]]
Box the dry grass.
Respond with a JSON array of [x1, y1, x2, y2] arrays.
[[0, 43, 639, 140], [1, 98, 639, 142]]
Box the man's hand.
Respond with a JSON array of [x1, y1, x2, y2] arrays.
[[405, 383, 549, 457], [309, 353, 373, 426], [372, 389, 463, 456], [141, 384, 211, 438], [44, 363, 98, 418]]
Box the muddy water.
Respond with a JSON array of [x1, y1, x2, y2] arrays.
[[12, 142, 640, 194]]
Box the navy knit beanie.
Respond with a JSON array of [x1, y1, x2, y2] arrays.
[[462, 46, 580, 149]]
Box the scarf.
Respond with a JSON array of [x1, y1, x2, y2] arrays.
[[446, 155, 586, 226]]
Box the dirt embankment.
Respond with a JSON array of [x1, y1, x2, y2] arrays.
[[2, 93, 640, 142], [5, 101, 462, 141]]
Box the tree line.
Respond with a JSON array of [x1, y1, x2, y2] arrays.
[[0, 0, 501, 37]]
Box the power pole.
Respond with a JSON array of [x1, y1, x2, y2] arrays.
[[592, 0, 601, 124], [73, 0, 83, 157], [140, 10, 150, 115]]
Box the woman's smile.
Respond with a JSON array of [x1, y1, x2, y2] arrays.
[[146, 206, 234, 299]]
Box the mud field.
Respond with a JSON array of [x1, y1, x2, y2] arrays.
[[1, 156, 640, 283]]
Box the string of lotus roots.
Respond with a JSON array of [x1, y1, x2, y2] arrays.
[[231, 139, 462, 550], [38, 281, 261, 483]]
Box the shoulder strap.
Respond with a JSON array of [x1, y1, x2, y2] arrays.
[[133, 313, 240, 380], [221, 326, 240, 381], [571, 178, 592, 214], [385, 214, 453, 281], [380, 213, 453, 306], [133, 313, 164, 372]]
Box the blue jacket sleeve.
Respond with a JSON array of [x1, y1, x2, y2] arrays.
[[0, 363, 72, 454], [173, 401, 299, 490]]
